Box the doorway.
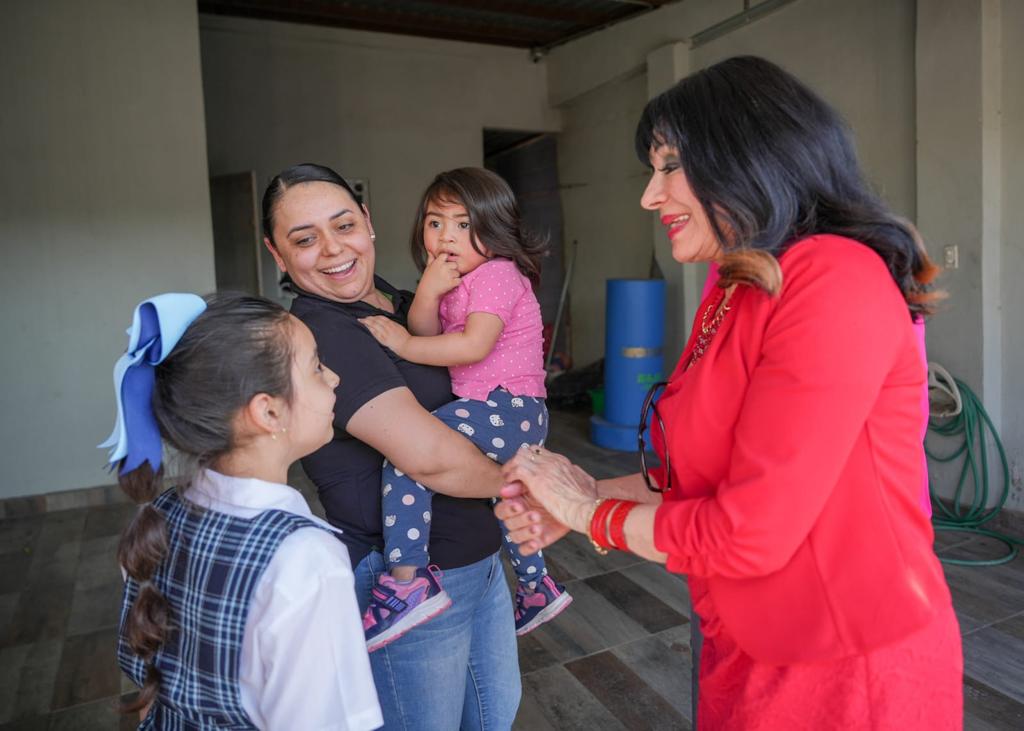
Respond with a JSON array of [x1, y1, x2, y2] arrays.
[[483, 130, 571, 372]]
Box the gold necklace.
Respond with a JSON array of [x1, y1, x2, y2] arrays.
[[701, 293, 731, 334], [688, 287, 734, 369]]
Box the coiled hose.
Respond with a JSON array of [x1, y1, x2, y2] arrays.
[[925, 365, 1022, 566]]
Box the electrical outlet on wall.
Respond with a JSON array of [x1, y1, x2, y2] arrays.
[[943, 245, 959, 269]]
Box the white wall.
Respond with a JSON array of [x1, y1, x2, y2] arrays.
[[999, 0, 1023, 509], [199, 16, 561, 296], [0, 0, 215, 499], [556, 70, 652, 367], [549, 0, 917, 368], [917, 0, 1022, 511]]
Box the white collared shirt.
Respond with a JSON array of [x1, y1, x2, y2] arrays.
[[183, 469, 382, 731]]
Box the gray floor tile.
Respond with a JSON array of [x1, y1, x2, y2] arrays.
[[515, 632, 561, 674], [0, 516, 45, 556], [962, 621, 1024, 705], [583, 571, 687, 634], [0, 644, 31, 724], [0, 716, 48, 731], [0, 594, 19, 639], [73, 550, 121, 594], [81, 504, 135, 542], [1, 575, 75, 648], [78, 535, 119, 561], [943, 541, 1024, 630], [50, 629, 120, 711], [29, 511, 86, 566], [539, 530, 646, 580], [511, 697, 559, 731], [611, 632, 694, 725], [519, 664, 626, 730], [0, 553, 32, 595], [987, 610, 1024, 639], [565, 650, 688, 730], [963, 675, 1024, 731], [11, 641, 62, 722], [528, 580, 649, 663], [65, 583, 121, 637], [619, 562, 692, 619], [45, 696, 131, 731]]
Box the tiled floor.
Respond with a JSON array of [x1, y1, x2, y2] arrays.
[[1, 407, 1022, 729]]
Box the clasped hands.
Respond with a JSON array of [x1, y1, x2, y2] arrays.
[[496, 446, 599, 555]]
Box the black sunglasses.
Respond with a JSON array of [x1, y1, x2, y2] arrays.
[[639, 381, 671, 492]]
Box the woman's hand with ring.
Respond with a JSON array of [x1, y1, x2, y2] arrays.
[[501, 446, 598, 536], [494, 481, 571, 555]]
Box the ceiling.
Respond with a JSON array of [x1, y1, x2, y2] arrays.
[[197, 0, 677, 52]]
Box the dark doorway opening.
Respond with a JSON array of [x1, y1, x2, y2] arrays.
[[483, 129, 571, 372]]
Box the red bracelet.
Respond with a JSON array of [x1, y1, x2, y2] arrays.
[[589, 498, 618, 550], [608, 500, 638, 552]]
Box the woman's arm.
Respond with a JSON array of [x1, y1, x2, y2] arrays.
[[360, 312, 503, 367], [597, 473, 663, 503], [347, 386, 502, 498]]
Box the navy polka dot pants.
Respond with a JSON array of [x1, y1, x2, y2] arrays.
[[382, 388, 550, 587]]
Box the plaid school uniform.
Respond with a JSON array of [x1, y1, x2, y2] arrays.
[[117, 488, 332, 729]]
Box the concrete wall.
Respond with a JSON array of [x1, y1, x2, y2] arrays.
[[999, 0, 1023, 508], [917, 0, 1022, 511], [548, 0, 917, 368], [199, 16, 561, 299], [0, 0, 215, 499], [556, 70, 652, 367]]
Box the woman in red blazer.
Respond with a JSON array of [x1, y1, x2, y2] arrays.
[[497, 56, 962, 729]]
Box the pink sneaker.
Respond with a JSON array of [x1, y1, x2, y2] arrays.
[[514, 575, 573, 636], [363, 566, 451, 652]]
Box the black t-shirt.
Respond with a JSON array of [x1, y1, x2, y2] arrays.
[[290, 277, 502, 569]]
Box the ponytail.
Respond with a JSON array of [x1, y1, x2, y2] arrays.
[[117, 463, 171, 713]]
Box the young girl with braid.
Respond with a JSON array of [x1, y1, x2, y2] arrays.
[[103, 292, 381, 730]]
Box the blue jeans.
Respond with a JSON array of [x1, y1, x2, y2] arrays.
[[354, 550, 521, 730]]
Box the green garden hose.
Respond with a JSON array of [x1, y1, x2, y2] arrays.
[[925, 372, 1022, 567]]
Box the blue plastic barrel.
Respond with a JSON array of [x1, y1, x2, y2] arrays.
[[590, 279, 665, 451]]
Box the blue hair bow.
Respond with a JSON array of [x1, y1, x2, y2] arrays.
[[99, 293, 207, 475]]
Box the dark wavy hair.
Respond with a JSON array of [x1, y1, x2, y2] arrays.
[[116, 293, 294, 714], [410, 167, 548, 286], [635, 55, 940, 317]]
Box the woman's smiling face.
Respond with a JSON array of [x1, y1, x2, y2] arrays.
[[641, 144, 724, 264], [265, 181, 378, 303]]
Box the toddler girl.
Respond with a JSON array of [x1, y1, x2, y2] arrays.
[[359, 168, 572, 651], [104, 292, 380, 729]]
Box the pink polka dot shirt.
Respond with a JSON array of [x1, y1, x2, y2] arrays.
[[440, 258, 547, 401]]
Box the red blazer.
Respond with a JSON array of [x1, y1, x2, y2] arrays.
[[652, 235, 951, 665]]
